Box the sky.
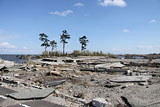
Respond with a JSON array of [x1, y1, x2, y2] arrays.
[[0, 0, 160, 54]]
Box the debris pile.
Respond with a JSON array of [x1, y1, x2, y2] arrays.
[[0, 56, 160, 106]]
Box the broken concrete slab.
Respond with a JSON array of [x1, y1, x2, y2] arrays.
[[0, 97, 5, 104], [33, 59, 65, 65], [80, 67, 95, 72], [0, 95, 7, 104], [0, 76, 20, 85], [42, 58, 57, 62], [3, 61, 15, 68], [8, 100, 65, 107], [109, 76, 151, 83], [49, 71, 61, 76], [104, 82, 121, 88], [0, 86, 16, 96], [91, 98, 111, 107], [42, 61, 64, 65], [95, 62, 125, 69], [122, 87, 160, 107], [8, 88, 55, 100], [43, 78, 67, 87], [97, 68, 128, 75], [0, 64, 5, 70], [61, 68, 73, 72], [121, 84, 160, 107], [4, 67, 22, 72]]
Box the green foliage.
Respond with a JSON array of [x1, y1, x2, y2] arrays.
[[50, 40, 57, 52], [49, 51, 63, 57], [42, 51, 49, 57], [60, 30, 70, 43], [39, 33, 50, 51], [71, 50, 81, 57], [70, 50, 116, 57], [60, 30, 70, 54], [79, 36, 89, 51], [38, 50, 117, 58]]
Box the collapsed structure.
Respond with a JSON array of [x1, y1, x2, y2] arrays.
[[0, 56, 160, 107]]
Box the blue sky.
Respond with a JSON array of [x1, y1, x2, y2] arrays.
[[0, 0, 160, 54]]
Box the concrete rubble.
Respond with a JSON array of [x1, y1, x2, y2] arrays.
[[8, 88, 55, 100], [0, 57, 160, 106], [95, 62, 125, 69], [109, 76, 151, 83], [91, 98, 111, 107]]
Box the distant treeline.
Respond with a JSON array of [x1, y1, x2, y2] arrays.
[[120, 53, 160, 59]]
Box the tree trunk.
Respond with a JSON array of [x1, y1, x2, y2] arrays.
[[81, 45, 83, 52], [45, 47, 47, 52], [63, 43, 65, 55], [51, 47, 53, 52]]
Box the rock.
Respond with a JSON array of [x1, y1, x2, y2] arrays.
[[92, 98, 111, 107]]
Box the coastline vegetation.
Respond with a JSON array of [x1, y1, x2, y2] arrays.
[[41, 50, 117, 58]]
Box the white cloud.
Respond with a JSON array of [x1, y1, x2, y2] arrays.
[[49, 10, 73, 16], [74, 3, 84, 7], [23, 46, 28, 50], [137, 45, 153, 49], [123, 29, 129, 33], [99, 0, 127, 7], [150, 19, 156, 23], [0, 42, 16, 49]]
